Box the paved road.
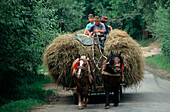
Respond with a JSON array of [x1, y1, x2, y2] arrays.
[[34, 70, 170, 112]]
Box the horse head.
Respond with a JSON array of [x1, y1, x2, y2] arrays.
[[105, 52, 124, 74], [72, 54, 90, 79]]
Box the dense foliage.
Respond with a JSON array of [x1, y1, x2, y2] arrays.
[[0, 0, 58, 105], [0, 0, 169, 106], [149, 4, 170, 62]]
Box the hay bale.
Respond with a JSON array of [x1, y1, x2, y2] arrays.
[[104, 29, 144, 86]]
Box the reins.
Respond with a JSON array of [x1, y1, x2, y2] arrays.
[[91, 34, 107, 72]]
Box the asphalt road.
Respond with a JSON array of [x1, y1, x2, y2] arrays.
[[34, 69, 170, 112]]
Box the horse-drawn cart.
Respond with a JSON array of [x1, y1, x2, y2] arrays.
[[43, 29, 144, 109], [69, 33, 126, 107]]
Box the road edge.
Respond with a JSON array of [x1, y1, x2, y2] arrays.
[[145, 64, 170, 81]]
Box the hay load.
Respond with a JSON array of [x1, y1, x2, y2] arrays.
[[43, 29, 144, 87], [104, 29, 144, 86], [43, 34, 101, 87], [43, 34, 88, 87]]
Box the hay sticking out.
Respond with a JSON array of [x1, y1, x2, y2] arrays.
[[104, 29, 144, 86]]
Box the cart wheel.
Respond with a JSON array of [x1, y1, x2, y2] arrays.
[[73, 93, 78, 104]]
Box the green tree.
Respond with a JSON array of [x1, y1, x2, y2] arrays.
[[0, 0, 59, 105], [107, 0, 143, 39], [55, 0, 86, 32], [149, 4, 170, 62], [136, 0, 168, 39]]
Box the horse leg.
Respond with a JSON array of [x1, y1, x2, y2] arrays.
[[83, 84, 90, 108], [76, 83, 83, 109], [104, 81, 110, 109], [114, 86, 119, 107]]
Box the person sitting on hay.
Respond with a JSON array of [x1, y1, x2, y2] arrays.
[[101, 16, 112, 37], [87, 16, 106, 53], [84, 14, 95, 35]]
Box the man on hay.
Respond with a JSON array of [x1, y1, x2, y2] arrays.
[[76, 15, 113, 55], [86, 16, 112, 53]]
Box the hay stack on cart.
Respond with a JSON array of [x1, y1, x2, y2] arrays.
[[43, 29, 144, 87]]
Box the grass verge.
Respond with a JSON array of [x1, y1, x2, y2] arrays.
[[0, 99, 45, 112], [0, 75, 55, 112], [145, 54, 170, 73]]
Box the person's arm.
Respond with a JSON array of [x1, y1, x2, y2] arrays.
[[86, 30, 90, 35], [84, 30, 88, 35], [87, 25, 94, 37], [89, 32, 93, 37], [95, 30, 105, 33], [95, 23, 106, 33], [108, 25, 112, 31], [84, 24, 90, 35]]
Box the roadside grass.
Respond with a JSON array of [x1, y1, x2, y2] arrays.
[[137, 38, 155, 47], [145, 54, 170, 73], [0, 66, 56, 112], [0, 99, 45, 112]]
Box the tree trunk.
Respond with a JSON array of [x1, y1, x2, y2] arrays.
[[142, 21, 148, 40]]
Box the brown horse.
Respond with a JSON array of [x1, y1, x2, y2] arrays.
[[71, 55, 95, 109], [101, 52, 124, 109]]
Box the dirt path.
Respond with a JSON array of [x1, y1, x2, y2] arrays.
[[141, 43, 170, 79], [141, 43, 161, 57]]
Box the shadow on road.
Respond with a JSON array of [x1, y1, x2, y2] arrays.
[[57, 92, 169, 105]]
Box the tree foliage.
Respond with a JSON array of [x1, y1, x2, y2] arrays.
[[0, 0, 59, 105], [90, 0, 143, 39], [149, 4, 170, 62], [55, 0, 86, 32]]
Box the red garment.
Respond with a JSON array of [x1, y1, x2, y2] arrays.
[[121, 64, 124, 70], [73, 60, 78, 70]]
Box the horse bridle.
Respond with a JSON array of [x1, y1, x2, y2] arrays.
[[76, 58, 91, 78]]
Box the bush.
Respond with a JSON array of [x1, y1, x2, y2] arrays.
[[162, 40, 170, 62], [149, 5, 170, 63], [0, 0, 58, 105]]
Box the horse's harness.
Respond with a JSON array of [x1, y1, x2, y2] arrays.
[[76, 58, 92, 78], [101, 56, 125, 82], [101, 71, 121, 76]]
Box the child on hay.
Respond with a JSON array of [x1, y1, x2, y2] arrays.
[[84, 14, 95, 35], [87, 16, 106, 53]]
